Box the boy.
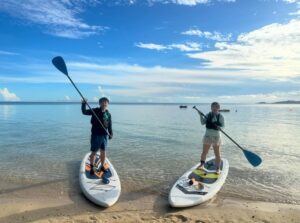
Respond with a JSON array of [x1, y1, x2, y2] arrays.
[[197, 102, 225, 174], [81, 97, 113, 175]]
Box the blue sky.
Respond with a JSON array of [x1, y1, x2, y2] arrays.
[[0, 0, 299, 103]]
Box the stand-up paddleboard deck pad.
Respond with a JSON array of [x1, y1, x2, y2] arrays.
[[169, 157, 229, 207], [79, 152, 121, 207]]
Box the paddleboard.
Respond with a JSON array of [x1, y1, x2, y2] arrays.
[[79, 152, 121, 207], [169, 157, 229, 207]]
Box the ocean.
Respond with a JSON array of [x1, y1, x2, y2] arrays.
[[0, 103, 299, 204]]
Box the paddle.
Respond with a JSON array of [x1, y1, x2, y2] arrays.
[[193, 106, 262, 167], [52, 56, 111, 136]]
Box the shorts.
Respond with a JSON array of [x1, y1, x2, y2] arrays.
[[202, 135, 222, 146], [90, 134, 108, 152]]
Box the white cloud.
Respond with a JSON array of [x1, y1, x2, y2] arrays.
[[288, 1, 300, 16], [65, 95, 71, 101], [135, 43, 168, 50], [89, 0, 236, 6], [0, 88, 20, 101], [187, 19, 300, 79], [93, 92, 110, 102], [283, 0, 297, 3], [289, 10, 300, 16], [172, 0, 209, 5], [93, 96, 99, 102], [1, 59, 299, 102], [136, 42, 201, 52], [182, 29, 203, 36], [0, 61, 242, 98], [169, 90, 300, 103], [169, 42, 202, 51], [217, 90, 300, 103], [0, 0, 106, 39], [182, 29, 232, 41], [48, 29, 99, 39], [148, 0, 235, 6], [0, 50, 19, 56], [98, 86, 105, 97]]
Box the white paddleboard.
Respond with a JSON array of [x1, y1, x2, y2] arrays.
[[79, 152, 121, 207], [169, 157, 229, 207]]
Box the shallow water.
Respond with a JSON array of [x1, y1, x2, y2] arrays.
[[0, 103, 299, 204]]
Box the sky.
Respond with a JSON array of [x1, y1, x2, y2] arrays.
[[0, 0, 299, 103]]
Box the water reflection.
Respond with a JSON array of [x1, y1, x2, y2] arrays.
[[0, 105, 16, 120]]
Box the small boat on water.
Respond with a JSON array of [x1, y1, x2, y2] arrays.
[[219, 109, 230, 112], [179, 105, 188, 109]]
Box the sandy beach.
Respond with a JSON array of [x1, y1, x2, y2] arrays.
[[0, 177, 299, 223]]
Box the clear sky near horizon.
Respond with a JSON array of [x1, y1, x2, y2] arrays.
[[0, 0, 299, 103]]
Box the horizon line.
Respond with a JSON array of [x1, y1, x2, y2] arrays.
[[0, 101, 299, 105], [0, 101, 251, 105]]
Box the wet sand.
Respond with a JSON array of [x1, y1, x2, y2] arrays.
[[0, 177, 299, 223]]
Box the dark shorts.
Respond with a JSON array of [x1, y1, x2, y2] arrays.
[[90, 134, 108, 152]]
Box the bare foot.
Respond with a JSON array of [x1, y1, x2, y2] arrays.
[[197, 164, 204, 170]]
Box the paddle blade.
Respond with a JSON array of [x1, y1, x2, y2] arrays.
[[52, 56, 68, 76], [242, 149, 262, 167]]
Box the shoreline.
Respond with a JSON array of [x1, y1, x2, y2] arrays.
[[0, 178, 299, 223]]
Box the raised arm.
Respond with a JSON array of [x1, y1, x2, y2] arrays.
[[81, 100, 93, 115]]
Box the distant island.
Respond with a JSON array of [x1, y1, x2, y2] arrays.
[[258, 100, 300, 104], [273, 100, 300, 104]]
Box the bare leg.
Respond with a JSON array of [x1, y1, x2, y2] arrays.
[[89, 151, 97, 175], [100, 149, 106, 166], [213, 144, 221, 174], [89, 151, 96, 165], [198, 143, 211, 169]]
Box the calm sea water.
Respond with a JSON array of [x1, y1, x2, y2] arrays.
[[0, 103, 299, 204]]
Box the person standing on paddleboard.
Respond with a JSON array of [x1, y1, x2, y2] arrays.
[[81, 97, 113, 175], [197, 102, 225, 174]]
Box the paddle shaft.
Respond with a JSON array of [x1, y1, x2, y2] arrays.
[[66, 75, 111, 137], [193, 106, 244, 152]]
